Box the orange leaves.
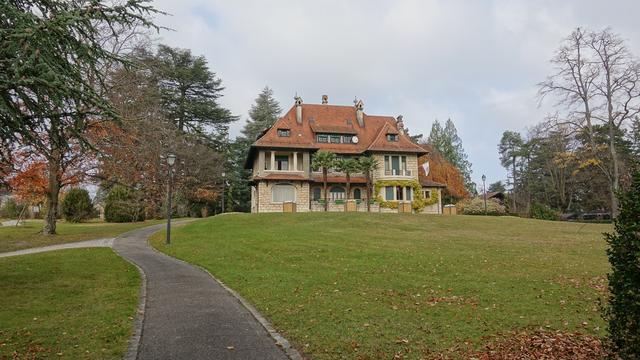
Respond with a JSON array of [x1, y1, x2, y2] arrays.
[[8, 161, 48, 204], [193, 187, 218, 202], [466, 330, 605, 360], [419, 144, 469, 199]]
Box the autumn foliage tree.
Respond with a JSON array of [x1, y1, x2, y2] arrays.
[[8, 161, 48, 207], [7, 155, 88, 219], [1, 0, 160, 234], [418, 144, 469, 202]]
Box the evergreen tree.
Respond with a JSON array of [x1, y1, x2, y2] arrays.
[[605, 170, 640, 358], [428, 118, 474, 194], [499, 131, 525, 212], [488, 181, 506, 193], [225, 139, 252, 212], [427, 119, 445, 154], [241, 87, 282, 141], [61, 188, 93, 223], [631, 116, 640, 162], [155, 45, 236, 144], [225, 87, 282, 212]]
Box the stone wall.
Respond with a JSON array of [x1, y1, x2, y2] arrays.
[[255, 180, 310, 213], [311, 201, 381, 213], [420, 188, 443, 214]]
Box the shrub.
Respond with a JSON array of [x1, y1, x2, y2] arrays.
[[457, 197, 506, 215], [61, 188, 93, 222], [104, 185, 144, 223], [530, 202, 559, 221], [0, 198, 23, 219], [604, 171, 640, 358]]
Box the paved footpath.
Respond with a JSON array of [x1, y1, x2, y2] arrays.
[[112, 224, 291, 360], [0, 238, 114, 258]]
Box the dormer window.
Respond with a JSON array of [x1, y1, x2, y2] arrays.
[[277, 129, 290, 137], [387, 133, 398, 142], [316, 133, 356, 144]]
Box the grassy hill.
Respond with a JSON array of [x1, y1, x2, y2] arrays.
[[151, 213, 611, 359]]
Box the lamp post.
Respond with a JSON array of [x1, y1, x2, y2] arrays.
[[482, 174, 487, 215], [221, 172, 226, 213], [166, 154, 176, 245]]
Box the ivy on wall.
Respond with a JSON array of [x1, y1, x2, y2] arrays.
[[373, 180, 439, 212]]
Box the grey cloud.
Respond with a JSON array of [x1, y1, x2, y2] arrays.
[[151, 0, 640, 185]]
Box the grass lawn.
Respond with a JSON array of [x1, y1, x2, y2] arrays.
[[0, 248, 139, 359], [151, 213, 612, 359], [0, 219, 166, 253]]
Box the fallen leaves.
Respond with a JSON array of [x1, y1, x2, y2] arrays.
[[465, 330, 606, 360], [554, 275, 608, 294]]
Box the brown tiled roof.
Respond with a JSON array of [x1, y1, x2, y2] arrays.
[[420, 178, 446, 188], [309, 123, 357, 134], [367, 122, 420, 153], [251, 103, 427, 155], [311, 175, 367, 184]]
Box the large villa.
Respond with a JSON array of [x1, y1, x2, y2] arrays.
[[245, 96, 445, 213]]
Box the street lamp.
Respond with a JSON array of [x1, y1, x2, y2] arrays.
[[482, 174, 487, 215], [166, 154, 176, 245], [221, 172, 226, 213]]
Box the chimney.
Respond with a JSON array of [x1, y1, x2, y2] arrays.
[[396, 115, 405, 135], [354, 99, 364, 127], [322, 95, 328, 104], [294, 95, 303, 124]]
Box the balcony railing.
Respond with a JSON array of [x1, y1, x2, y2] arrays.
[[384, 169, 412, 176]]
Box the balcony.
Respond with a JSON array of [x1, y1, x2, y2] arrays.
[[384, 169, 412, 176], [263, 151, 305, 173]]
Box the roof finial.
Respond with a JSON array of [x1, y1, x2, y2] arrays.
[[396, 115, 405, 135], [355, 99, 364, 127]]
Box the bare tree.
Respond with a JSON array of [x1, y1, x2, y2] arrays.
[[539, 27, 640, 217], [589, 29, 640, 216]]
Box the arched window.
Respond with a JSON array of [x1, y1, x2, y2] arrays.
[[312, 187, 322, 201], [330, 186, 345, 200], [272, 183, 295, 202], [353, 188, 362, 200]]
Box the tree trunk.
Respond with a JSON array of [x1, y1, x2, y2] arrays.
[[609, 119, 620, 217], [511, 158, 517, 213], [345, 173, 351, 211], [323, 168, 328, 212], [43, 149, 61, 235], [366, 171, 371, 212]]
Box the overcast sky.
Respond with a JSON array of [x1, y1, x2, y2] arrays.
[[151, 0, 640, 187]]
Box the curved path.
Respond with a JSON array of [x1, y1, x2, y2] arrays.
[[112, 223, 291, 360], [0, 237, 114, 258]]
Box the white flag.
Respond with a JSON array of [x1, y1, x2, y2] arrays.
[[421, 162, 430, 176]]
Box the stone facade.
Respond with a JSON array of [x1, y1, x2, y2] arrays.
[[246, 101, 447, 214], [255, 181, 310, 213]]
